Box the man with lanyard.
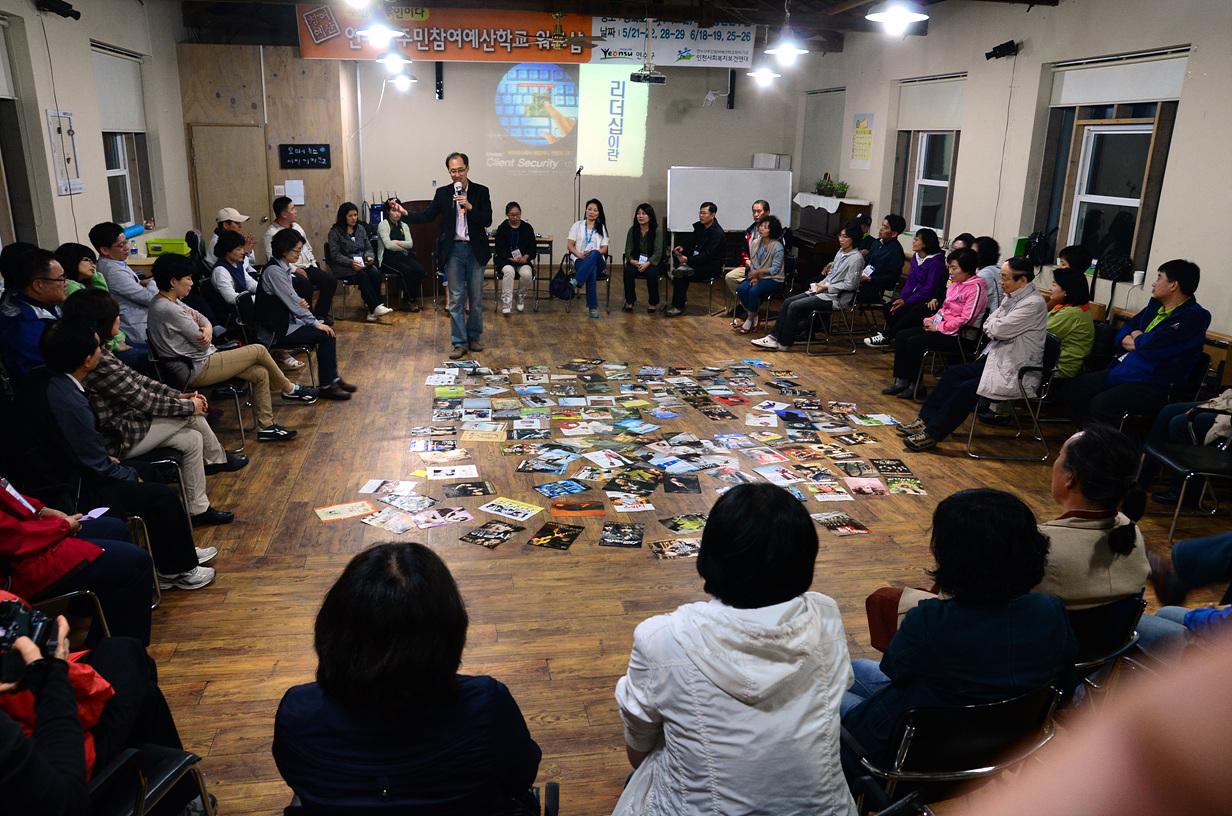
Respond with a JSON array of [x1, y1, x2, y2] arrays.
[[0, 245, 66, 378], [1065, 259, 1211, 427], [404, 152, 493, 360], [262, 196, 338, 324]]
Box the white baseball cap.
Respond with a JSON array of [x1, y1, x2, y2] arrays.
[[215, 207, 250, 223]]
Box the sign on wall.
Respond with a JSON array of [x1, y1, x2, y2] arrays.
[[296, 6, 754, 68], [576, 64, 649, 178], [850, 112, 874, 171], [279, 143, 331, 169]]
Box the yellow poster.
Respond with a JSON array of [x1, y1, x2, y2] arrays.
[[850, 112, 874, 170]]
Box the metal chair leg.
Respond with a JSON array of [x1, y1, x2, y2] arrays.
[[805, 306, 857, 356]]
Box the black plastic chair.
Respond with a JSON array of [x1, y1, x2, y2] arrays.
[[1138, 437, 1232, 547], [31, 589, 110, 650], [965, 332, 1063, 462], [89, 743, 214, 816], [804, 298, 858, 356], [1118, 351, 1211, 437], [846, 684, 1062, 812], [145, 348, 254, 455], [123, 447, 192, 521], [282, 782, 559, 815], [234, 292, 317, 386], [1065, 594, 1147, 700]]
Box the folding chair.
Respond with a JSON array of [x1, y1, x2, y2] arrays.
[[1066, 594, 1146, 704], [1119, 352, 1211, 438], [844, 684, 1062, 815], [965, 332, 1062, 462], [145, 349, 254, 455], [804, 299, 858, 356], [90, 744, 216, 816], [123, 448, 192, 520], [234, 292, 317, 387], [1138, 437, 1232, 547], [32, 589, 111, 650]]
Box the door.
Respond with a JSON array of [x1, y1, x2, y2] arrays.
[[189, 125, 271, 262]]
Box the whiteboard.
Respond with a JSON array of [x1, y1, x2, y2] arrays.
[[667, 167, 794, 232]]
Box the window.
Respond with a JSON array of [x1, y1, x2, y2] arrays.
[[1032, 50, 1186, 268], [102, 131, 152, 227], [891, 130, 960, 236], [92, 45, 154, 227]]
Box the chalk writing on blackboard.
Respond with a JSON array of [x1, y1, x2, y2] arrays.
[[279, 144, 332, 169]]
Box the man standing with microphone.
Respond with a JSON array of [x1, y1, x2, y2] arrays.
[[402, 152, 493, 359]]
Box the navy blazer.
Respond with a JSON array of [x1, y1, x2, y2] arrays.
[[842, 592, 1076, 770], [273, 675, 541, 815], [1109, 298, 1211, 388], [405, 181, 494, 267]]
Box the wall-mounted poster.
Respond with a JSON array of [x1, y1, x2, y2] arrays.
[[850, 112, 874, 170]]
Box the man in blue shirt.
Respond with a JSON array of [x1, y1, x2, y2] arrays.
[[0, 244, 66, 379], [1065, 259, 1211, 427]]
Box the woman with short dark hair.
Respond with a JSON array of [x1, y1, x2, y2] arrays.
[[614, 484, 857, 815], [841, 489, 1076, 774], [493, 201, 537, 315], [733, 214, 785, 335], [273, 542, 541, 813], [324, 201, 392, 322]]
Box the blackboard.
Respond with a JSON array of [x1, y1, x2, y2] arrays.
[[278, 144, 331, 169]]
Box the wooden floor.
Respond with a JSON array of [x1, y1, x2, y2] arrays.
[[155, 294, 1226, 815]]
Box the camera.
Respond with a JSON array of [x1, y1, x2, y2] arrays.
[[0, 600, 59, 683]]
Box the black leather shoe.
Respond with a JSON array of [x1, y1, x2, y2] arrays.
[[191, 507, 235, 527], [204, 453, 249, 474]]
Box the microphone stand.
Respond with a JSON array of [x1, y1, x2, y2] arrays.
[[573, 167, 583, 222]]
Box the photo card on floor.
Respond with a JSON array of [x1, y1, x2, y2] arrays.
[[599, 522, 645, 548], [527, 522, 585, 550]]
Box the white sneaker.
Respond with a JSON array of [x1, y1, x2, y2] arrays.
[[373, 304, 394, 317], [516, 292, 526, 312], [195, 546, 218, 565], [864, 332, 888, 348], [751, 335, 783, 350], [501, 302, 512, 315], [157, 565, 216, 591]]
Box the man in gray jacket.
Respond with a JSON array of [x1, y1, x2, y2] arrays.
[[897, 256, 1047, 451]]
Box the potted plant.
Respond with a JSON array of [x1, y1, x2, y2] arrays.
[[815, 174, 836, 196], [833, 181, 850, 198]]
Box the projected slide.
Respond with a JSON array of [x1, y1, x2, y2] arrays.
[[485, 62, 648, 178]]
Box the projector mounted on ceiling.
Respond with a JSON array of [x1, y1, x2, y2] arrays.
[[631, 66, 667, 85]]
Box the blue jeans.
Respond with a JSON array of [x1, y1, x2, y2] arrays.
[[1135, 606, 1191, 661], [38, 515, 155, 645], [840, 658, 891, 716], [446, 242, 484, 345], [574, 252, 606, 310], [736, 278, 782, 314]]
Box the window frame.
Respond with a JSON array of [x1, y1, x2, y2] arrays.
[[910, 130, 954, 233], [891, 129, 960, 238], [1067, 123, 1152, 249], [101, 130, 153, 228]]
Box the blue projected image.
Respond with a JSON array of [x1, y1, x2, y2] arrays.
[[494, 63, 579, 147]]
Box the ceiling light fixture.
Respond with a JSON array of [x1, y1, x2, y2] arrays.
[[343, 0, 370, 9], [865, 1, 929, 37], [765, 0, 809, 66], [377, 51, 411, 74], [391, 73, 416, 92], [357, 15, 398, 50], [746, 66, 782, 87]]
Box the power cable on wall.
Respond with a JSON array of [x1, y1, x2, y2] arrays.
[[990, 52, 1018, 237], [38, 12, 79, 242]]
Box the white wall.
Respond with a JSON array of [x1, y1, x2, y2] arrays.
[[787, 0, 1232, 332], [356, 61, 795, 260], [0, 0, 192, 246]]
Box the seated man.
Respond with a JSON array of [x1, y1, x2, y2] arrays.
[[204, 206, 256, 270], [1065, 259, 1211, 427], [62, 288, 246, 514], [89, 221, 155, 354], [855, 214, 907, 304], [30, 321, 220, 590], [665, 201, 724, 317], [724, 199, 768, 305], [0, 245, 66, 379], [263, 195, 338, 323], [897, 257, 1047, 452]]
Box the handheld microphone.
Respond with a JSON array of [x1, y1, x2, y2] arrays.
[[453, 181, 464, 212]]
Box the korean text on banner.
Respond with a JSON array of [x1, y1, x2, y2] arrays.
[[577, 64, 648, 178]]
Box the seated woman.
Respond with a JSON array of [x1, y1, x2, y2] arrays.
[[897, 257, 1048, 452], [54, 242, 144, 370], [377, 198, 426, 313], [842, 489, 1076, 776], [750, 223, 864, 352], [613, 484, 856, 815], [567, 198, 609, 319], [273, 542, 541, 813], [262, 229, 355, 402], [864, 227, 946, 347], [972, 235, 1003, 313], [209, 228, 258, 309], [0, 475, 152, 643], [493, 201, 536, 315], [881, 247, 987, 400], [733, 214, 785, 335], [324, 202, 392, 323], [1039, 247, 1095, 394], [0, 595, 203, 815], [621, 202, 666, 314], [146, 254, 324, 429]]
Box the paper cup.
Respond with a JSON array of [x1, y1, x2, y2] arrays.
[[1132, 270, 1146, 286]]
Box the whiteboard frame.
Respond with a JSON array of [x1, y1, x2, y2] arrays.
[[666, 166, 793, 232]]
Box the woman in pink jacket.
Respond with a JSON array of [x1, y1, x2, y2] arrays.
[[883, 247, 987, 400]]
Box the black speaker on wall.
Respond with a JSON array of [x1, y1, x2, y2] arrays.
[[435, 62, 444, 101]]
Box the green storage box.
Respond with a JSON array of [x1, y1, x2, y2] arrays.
[[145, 238, 191, 256]]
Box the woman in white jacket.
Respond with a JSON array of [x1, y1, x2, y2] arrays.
[[613, 483, 857, 816]]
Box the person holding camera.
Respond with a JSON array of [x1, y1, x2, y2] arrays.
[[325, 202, 393, 323], [493, 201, 537, 315]]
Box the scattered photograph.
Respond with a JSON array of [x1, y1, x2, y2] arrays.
[[811, 511, 870, 536], [549, 499, 606, 517], [659, 513, 708, 532], [358, 479, 418, 495], [887, 476, 928, 496], [608, 493, 656, 513], [443, 480, 496, 498], [599, 522, 645, 548], [314, 500, 375, 522], [844, 477, 889, 496], [649, 538, 702, 560], [533, 479, 591, 498], [460, 520, 525, 549], [426, 465, 480, 480], [478, 497, 545, 522], [360, 507, 417, 534], [871, 458, 914, 476], [663, 475, 701, 494], [410, 506, 474, 529], [527, 522, 584, 550], [379, 493, 438, 513]]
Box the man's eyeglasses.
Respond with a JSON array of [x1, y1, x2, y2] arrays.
[[35, 276, 68, 284]]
